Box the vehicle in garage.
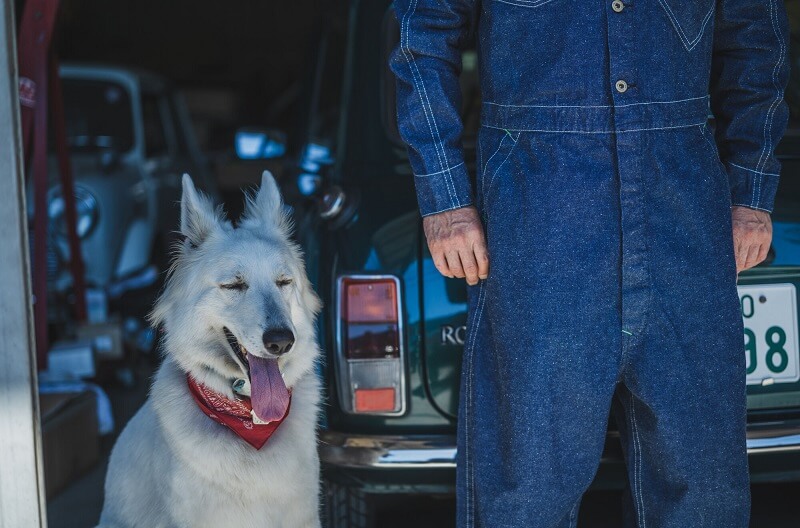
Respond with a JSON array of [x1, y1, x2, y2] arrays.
[[29, 63, 214, 324], [289, 1, 800, 526]]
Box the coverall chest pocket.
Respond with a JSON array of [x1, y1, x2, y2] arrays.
[[657, 0, 715, 51]]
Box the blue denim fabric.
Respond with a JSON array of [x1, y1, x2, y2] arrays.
[[391, 0, 789, 215], [391, 1, 790, 527]]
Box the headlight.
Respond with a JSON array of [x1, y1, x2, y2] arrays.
[[47, 185, 99, 239]]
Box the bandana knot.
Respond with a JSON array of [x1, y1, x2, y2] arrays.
[[187, 375, 290, 450]]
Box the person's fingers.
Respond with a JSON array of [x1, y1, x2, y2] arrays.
[[743, 243, 762, 271], [445, 250, 465, 278], [459, 248, 480, 286], [431, 250, 453, 278], [756, 242, 770, 265], [473, 237, 490, 279], [734, 238, 746, 273]]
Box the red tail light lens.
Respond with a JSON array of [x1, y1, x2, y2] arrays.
[[336, 275, 405, 415], [341, 278, 400, 359], [343, 279, 398, 322]]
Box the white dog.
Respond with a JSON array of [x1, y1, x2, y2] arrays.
[[99, 172, 322, 528]]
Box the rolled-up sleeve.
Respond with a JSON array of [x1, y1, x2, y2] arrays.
[[390, 0, 474, 217], [710, 0, 791, 213]]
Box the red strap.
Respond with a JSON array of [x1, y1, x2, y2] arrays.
[[49, 56, 87, 322], [187, 376, 291, 450], [18, 0, 86, 368], [19, 0, 61, 368]]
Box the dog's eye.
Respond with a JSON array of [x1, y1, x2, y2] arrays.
[[276, 277, 293, 288], [221, 280, 248, 291]]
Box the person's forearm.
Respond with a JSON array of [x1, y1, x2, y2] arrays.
[[710, 0, 790, 213], [389, 0, 474, 217]]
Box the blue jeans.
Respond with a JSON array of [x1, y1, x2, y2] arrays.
[[457, 124, 749, 527]]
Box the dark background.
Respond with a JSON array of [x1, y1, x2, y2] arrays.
[[48, 0, 342, 155]]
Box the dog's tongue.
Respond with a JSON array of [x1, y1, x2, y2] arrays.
[[247, 353, 289, 423]]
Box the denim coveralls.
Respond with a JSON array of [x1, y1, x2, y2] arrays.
[[391, 0, 789, 526]]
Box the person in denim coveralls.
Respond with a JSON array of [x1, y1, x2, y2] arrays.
[[391, 0, 789, 526]]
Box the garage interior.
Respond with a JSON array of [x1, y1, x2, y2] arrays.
[[5, 0, 800, 526]]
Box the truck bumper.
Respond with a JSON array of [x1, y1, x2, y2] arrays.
[[319, 431, 457, 470], [319, 421, 800, 489]]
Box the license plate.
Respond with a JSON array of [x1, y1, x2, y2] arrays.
[[739, 284, 800, 386]]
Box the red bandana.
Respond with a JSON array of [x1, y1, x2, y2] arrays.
[[187, 375, 291, 450]]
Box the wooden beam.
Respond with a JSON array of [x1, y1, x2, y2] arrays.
[[0, 0, 47, 525]]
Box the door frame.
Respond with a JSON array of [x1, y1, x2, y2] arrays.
[[0, 0, 48, 525]]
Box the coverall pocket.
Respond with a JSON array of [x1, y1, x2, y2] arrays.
[[477, 127, 520, 213], [657, 0, 715, 51], [696, 123, 731, 202], [695, 124, 739, 283], [488, 0, 562, 9]]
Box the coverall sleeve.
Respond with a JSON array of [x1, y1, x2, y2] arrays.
[[710, 0, 791, 213], [390, 0, 474, 217]]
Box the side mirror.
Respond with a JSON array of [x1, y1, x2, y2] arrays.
[[99, 148, 122, 172], [234, 128, 287, 160]]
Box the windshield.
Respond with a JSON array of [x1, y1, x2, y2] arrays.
[[61, 78, 134, 153]]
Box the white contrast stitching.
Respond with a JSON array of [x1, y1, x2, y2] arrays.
[[756, 0, 785, 175], [463, 283, 482, 528], [482, 95, 709, 109], [481, 121, 709, 134], [492, 0, 559, 8], [630, 393, 646, 528], [568, 499, 580, 528], [728, 162, 780, 178], [420, 202, 473, 217], [699, 124, 719, 159], [487, 132, 520, 193], [481, 134, 509, 197], [414, 162, 465, 178], [731, 202, 772, 213], [626, 395, 642, 525], [466, 283, 487, 528], [399, 0, 459, 207], [409, 0, 462, 207], [754, 0, 787, 209], [657, 0, 715, 52]]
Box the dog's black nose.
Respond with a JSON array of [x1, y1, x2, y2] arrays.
[[263, 329, 294, 356]]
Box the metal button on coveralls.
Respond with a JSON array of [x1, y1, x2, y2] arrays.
[[391, 1, 790, 527]]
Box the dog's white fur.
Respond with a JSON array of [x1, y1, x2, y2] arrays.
[[98, 172, 322, 528]]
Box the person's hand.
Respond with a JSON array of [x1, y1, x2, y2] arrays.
[[731, 205, 772, 273], [423, 206, 489, 285]]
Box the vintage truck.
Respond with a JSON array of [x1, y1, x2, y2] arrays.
[[29, 63, 214, 326]]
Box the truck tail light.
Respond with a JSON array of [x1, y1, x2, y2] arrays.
[[336, 275, 405, 415]]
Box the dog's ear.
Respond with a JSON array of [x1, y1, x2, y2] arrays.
[[181, 174, 218, 246], [245, 170, 284, 226]]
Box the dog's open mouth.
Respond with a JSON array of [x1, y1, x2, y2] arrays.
[[224, 327, 250, 371], [223, 327, 290, 424]]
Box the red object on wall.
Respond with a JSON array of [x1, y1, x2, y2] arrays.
[[17, 0, 87, 369]]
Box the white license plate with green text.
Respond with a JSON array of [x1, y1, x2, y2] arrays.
[[739, 284, 800, 386]]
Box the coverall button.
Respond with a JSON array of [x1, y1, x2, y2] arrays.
[[615, 80, 629, 93], [611, 0, 624, 12]]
